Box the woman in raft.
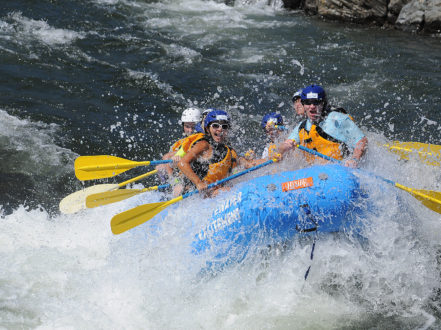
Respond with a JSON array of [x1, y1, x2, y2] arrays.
[[176, 109, 262, 197]]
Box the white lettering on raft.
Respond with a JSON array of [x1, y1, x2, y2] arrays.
[[198, 192, 242, 240], [198, 208, 240, 241], [212, 192, 242, 217]]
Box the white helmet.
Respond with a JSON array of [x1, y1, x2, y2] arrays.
[[181, 107, 201, 123]]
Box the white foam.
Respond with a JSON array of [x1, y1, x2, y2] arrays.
[[3, 12, 84, 46], [1, 147, 440, 328], [0, 110, 76, 174]]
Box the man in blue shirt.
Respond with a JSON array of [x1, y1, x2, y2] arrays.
[[279, 84, 368, 168]]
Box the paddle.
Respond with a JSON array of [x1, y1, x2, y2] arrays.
[[86, 183, 170, 208], [296, 145, 441, 215], [110, 159, 276, 235], [383, 141, 440, 166], [59, 169, 158, 214], [74, 155, 172, 181]]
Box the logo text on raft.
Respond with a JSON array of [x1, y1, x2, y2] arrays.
[[198, 192, 243, 240], [212, 192, 242, 217], [282, 177, 314, 192], [198, 208, 240, 240]]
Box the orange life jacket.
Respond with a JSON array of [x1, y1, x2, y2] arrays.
[[182, 134, 238, 184], [298, 116, 350, 162], [179, 133, 205, 153], [170, 138, 184, 153], [203, 146, 238, 184], [170, 133, 204, 153]]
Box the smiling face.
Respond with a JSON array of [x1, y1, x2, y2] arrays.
[[293, 98, 305, 116], [183, 122, 196, 136], [208, 121, 229, 143], [265, 122, 281, 142]]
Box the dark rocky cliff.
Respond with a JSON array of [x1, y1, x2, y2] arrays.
[[283, 0, 441, 34]]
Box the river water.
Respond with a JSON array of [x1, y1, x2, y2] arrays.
[[1, 0, 441, 329]]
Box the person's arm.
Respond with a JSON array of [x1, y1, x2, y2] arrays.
[[161, 146, 185, 164], [276, 122, 301, 158], [155, 150, 176, 181], [177, 140, 210, 191], [324, 113, 367, 168], [238, 157, 268, 168], [345, 136, 368, 168], [161, 150, 173, 160], [278, 139, 296, 156]]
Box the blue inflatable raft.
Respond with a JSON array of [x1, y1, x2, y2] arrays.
[[191, 164, 366, 268]]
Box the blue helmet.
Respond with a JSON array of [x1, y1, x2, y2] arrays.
[[291, 89, 303, 102], [204, 109, 230, 129], [301, 84, 326, 102], [194, 122, 204, 133], [261, 113, 284, 130]]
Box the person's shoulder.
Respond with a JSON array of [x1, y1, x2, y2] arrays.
[[326, 110, 351, 121], [190, 135, 210, 150], [170, 136, 186, 151], [328, 105, 348, 113]]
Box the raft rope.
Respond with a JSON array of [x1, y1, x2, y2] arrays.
[[296, 204, 318, 281], [304, 238, 316, 280]]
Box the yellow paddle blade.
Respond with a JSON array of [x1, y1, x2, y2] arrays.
[[86, 189, 144, 208], [111, 196, 183, 235], [86, 186, 160, 208], [384, 141, 441, 166], [74, 155, 151, 181], [395, 183, 441, 214], [410, 189, 441, 214], [59, 183, 119, 214]]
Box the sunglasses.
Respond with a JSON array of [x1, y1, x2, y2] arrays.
[[302, 99, 323, 106], [211, 122, 230, 130]]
